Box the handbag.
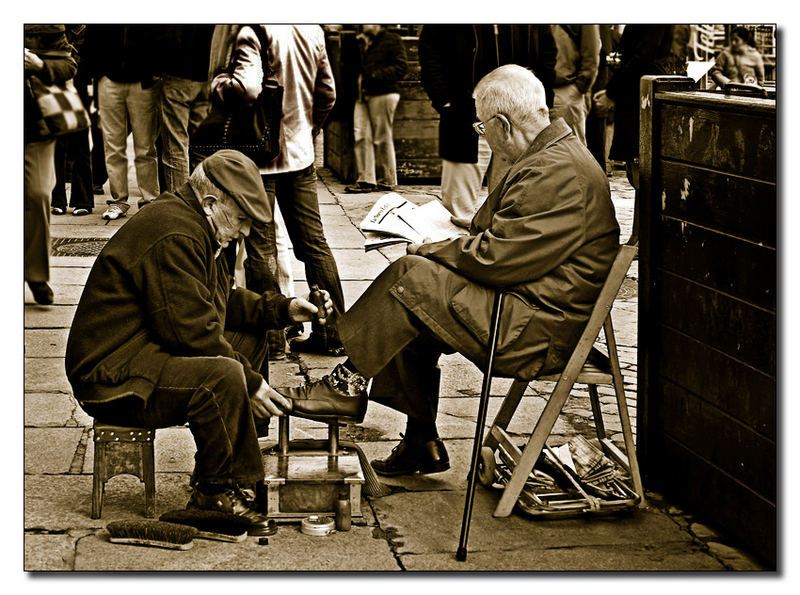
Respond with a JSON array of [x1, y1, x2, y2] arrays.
[[191, 25, 283, 166], [27, 75, 91, 140]]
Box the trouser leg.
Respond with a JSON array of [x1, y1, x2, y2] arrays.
[[160, 75, 204, 192], [127, 81, 161, 202], [352, 99, 375, 185], [551, 84, 590, 145], [67, 128, 94, 209], [273, 167, 345, 336], [51, 136, 68, 210], [368, 93, 400, 187], [97, 77, 130, 204], [24, 139, 55, 283]]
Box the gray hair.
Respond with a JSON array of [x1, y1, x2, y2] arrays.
[[189, 163, 226, 199], [473, 64, 549, 131]]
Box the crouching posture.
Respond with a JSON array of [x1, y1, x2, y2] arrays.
[[65, 150, 334, 534], [278, 65, 620, 477]]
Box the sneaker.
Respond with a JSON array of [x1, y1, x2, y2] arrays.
[[72, 208, 91, 216], [50, 207, 65, 215], [187, 485, 277, 536], [102, 204, 127, 220], [371, 435, 450, 477], [277, 363, 368, 423]]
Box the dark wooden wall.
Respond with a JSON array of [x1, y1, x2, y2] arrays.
[[638, 76, 776, 566], [323, 31, 441, 184]]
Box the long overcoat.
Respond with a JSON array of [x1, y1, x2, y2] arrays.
[[391, 118, 619, 379]]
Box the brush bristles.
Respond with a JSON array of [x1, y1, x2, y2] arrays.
[[160, 509, 251, 538], [107, 520, 198, 549]]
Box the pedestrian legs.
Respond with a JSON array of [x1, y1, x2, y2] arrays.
[[352, 98, 376, 186], [24, 139, 56, 283], [551, 84, 591, 145], [127, 81, 161, 202], [160, 75, 208, 191], [367, 92, 400, 187], [97, 77, 131, 207], [440, 137, 492, 227]]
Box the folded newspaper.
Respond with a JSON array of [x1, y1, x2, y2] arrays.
[[360, 193, 465, 251]]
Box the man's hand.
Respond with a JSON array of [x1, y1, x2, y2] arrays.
[[406, 237, 432, 255], [24, 48, 44, 72], [288, 290, 334, 324], [250, 379, 293, 419], [593, 89, 614, 113]]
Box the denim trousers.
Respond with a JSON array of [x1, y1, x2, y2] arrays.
[[160, 75, 211, 192], [24, 139, 56, 283], [51, 128, 94, 211], [97, 77, 160, 208], [245, 166, 345, 338], [353, 93, 400, 187], [81, 329, 268, 487]]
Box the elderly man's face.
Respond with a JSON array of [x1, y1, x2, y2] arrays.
[[206, 195, 252, 248], [477, 108, 513, 161]]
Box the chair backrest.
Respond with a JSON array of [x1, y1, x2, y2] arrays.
[[554, 244, 638, 381]]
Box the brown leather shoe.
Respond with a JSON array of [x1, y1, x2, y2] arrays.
[[188, 486, 277, 536], [371, 436, 450, 477], [277, 363, 368, 423]]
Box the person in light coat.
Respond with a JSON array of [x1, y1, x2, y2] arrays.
[[278, 65, 620, 477]]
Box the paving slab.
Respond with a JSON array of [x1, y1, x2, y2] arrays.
[[24, 329, 69, 357], [24, 531, 90, 571], [23, 305, 76, 329], [73, 523, 399, 571], [292, 247, 389, 281], [24, 392, 88, 427], [47, 267, 91, 286], [24, 357, 71, 393], [24, 427, 84, 474]]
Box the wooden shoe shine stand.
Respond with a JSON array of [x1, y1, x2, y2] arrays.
[[259, 416, 365, 526]]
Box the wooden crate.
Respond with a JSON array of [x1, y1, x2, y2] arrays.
[[323, 31, 441, 183], [637, 76, 776, 566]]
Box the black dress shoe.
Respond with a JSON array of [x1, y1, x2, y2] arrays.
[[371, 436, 450, 477], [277, 363, 368, 423], [188, 486, 277, 536], [28, 281, 54, 305], [289, 332, 345, 356]]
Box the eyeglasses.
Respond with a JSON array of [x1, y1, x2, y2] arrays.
[[473, 114, 501, 136]]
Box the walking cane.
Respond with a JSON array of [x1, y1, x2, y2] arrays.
[[456, 290, 505, 562]]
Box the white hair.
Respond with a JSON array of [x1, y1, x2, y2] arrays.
[[189, 163, 226, 199], [473, 64, 549, 131]]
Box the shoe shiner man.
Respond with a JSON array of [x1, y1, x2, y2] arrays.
[[66, 150, 334, 533], [279, 65, 620, 476]]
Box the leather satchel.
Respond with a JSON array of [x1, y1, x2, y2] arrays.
[[191, 25, 283, 166], [26, 74, 90, 140]]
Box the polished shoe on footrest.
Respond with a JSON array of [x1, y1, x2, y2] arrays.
[[371, 436, 450, 477], [277, 363, 368, 423], [187, 486, 277, 536]]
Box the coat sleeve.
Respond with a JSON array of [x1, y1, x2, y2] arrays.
[[575, 25, 601, 94], [418, 25, 452, 112], [312, 35, 337, 133], [414, 164, 588, 287], [211, 25, 263, 105], [143, 235, 266, 393], [34, 28, 77, 85]]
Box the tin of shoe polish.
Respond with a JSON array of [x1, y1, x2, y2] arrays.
[[300, 515, 335, 537]]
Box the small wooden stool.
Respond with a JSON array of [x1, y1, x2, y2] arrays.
[[91, 421, 156, 519]]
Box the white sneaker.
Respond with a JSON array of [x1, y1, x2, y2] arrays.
[[102, 205, 127, 220]]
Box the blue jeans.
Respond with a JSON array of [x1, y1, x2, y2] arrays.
[[81, 329, 268, 487], [160, 75, 210, 192], [244, 166, 345, 339]]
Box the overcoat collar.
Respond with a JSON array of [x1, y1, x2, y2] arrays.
[[175, 182, 220, 251]]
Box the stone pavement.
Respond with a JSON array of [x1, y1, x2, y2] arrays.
[[21, 163, 768, 574]]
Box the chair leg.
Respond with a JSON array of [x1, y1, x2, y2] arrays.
[[493, 377, 576, 517], [588, 384, 606, 440], [142, 442, 156, 518], [604, 316, 645, 506], [91, 443, 105, 519], [483, 379, 528, 451]]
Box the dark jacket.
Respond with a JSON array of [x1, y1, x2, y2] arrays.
[[65, 186, 293, 405], [605, 25, 688, 162], [419, 24, 557, 163], [389, 119, 620, 379], [24, 25, 78, 143], [359, 28, 408, 96], [160, 25, 216, 81], [82, 24, 160, 87]]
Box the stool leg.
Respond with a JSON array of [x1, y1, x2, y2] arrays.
[[328, 422, 340, 455], [142, 442, 156, 518], [588, 384, 606, 440], [91, 442, 104, 519]]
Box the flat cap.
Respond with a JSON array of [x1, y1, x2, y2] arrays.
[[202, 150, 270, 224]]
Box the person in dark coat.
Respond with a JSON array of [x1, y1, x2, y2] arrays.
[[593, 24, 688, 244], [279, 65, 619, 477], [419, 24, 557, 226], [345, 25, 408, 193], [65, 150, 338, 532]]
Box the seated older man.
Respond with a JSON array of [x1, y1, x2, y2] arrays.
[[279, 64, 620, 476], [65, 150, 335, 533]]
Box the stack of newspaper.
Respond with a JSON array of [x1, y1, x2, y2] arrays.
[[359, 193, 465, 251], [547, 435, 630, 499]]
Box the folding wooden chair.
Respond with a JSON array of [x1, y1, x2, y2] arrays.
[[457, 244, 642, 560]]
